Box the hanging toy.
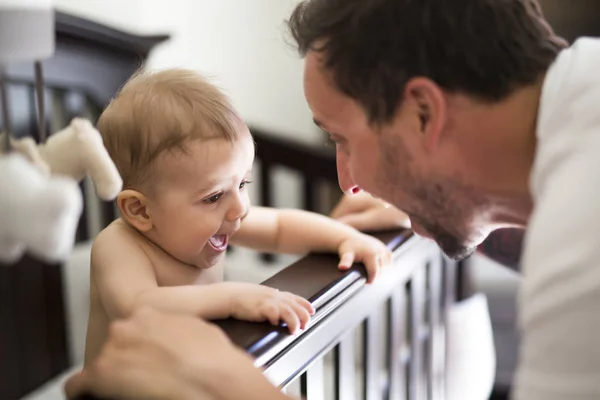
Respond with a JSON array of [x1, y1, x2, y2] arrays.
[[0, 153, 82, 263], [1, 118, 123, 201], [0, 0, 122, 263]]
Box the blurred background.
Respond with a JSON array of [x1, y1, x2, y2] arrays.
[[57, 0, 320, 144], [1, 1, 600, 399]]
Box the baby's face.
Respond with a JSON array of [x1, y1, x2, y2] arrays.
[[146, 127, 255, 269]]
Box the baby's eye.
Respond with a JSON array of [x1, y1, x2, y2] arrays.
[[204, 193, 222, 204], [239, 180, 253, 190]]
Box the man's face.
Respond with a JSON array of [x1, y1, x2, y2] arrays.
[[303, 51, 490, 260]]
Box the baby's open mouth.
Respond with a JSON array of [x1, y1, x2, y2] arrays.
[[208, 234, 228, 251]]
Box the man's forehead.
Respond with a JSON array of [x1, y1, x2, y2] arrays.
[[304, 52, 369, 133], [309, 93, 366, 135]]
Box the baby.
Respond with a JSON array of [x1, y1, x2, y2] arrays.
[[84, 68, 391, 365]]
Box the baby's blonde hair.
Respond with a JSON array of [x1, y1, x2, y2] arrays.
[[97, 68, 239, 190]]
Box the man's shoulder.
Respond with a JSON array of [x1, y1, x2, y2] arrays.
[[533, 38, 600, 198], [538, 37, 600, 137]]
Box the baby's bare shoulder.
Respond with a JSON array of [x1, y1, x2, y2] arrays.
[[93, 219, 140, 247], [91, 219, 150, 269]]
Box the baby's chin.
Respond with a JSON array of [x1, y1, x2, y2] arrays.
[[194, 247, 227, 270]]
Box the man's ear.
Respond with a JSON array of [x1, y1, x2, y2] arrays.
[[117, 190, 153, 232], [404, 77, 447, 152]]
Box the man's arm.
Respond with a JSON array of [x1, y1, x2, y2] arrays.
[[476, 228, 524, 272], [65, 309, 291, 400]]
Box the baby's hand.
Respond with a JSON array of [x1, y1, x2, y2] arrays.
[[337, 233, 392, 283], [226, 282, 315, 334]]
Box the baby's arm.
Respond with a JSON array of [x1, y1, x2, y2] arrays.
[[92, 228, 233, 319], [92, 226, 313, 331], [232, 206, 391, 282]]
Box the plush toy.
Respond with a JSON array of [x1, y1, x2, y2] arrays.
[[0, 118, 122, 200], [0, 132, 50, 175], [0, 118, 123, 263], [0, 1, 117, 264], [0, 153, 83, 263]]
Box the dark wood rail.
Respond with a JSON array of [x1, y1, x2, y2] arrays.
[[215, 230, 411, 360]]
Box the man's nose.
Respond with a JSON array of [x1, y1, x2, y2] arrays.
[[336, 153, 360, 194]]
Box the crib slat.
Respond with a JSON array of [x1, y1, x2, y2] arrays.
[[388, 287, 407, 400], [428, 257, 445, 399], [364, 310, 385, 400], [408, 266, 427, 400], [300, 357, 325, 400], [334, 333, 356, 400]]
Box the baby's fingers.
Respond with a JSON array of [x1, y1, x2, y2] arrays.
[[338, 251, 355, 270], [279, 304, 301, 334], [284, 295, 313, 330], [294, 295, 315, 315], [262, 303, 282, 327], [364, 253, 384, 284]]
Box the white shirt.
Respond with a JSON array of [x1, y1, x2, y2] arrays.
[[514, 37, 600, 399]]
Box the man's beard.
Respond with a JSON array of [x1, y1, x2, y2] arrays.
[[376, 133, 478, 261], [415, 216, 477, 261]]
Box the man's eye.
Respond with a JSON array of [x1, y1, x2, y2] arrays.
[[204, 193, 222, 204], [239, 180, 253, 190]]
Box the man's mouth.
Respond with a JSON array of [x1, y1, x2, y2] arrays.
[[208, 234, 229, 251]]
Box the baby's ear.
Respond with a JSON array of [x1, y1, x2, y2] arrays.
[[117, 190, 152, 232]]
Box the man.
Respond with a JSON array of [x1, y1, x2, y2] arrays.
[[67, 0, 600, 399]]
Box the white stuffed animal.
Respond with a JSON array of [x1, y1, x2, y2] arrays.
[[0, 133, 50, 175], [0, 153, 83, 263], [0, 118, 122, 264], [0, 117, 122, 200]]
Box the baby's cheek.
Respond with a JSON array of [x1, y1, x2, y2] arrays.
[[240, 208, 250, 221]]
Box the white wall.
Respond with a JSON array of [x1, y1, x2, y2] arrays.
[[54, 0, 149, 33], [55, 0, 329, 209], [54, 0, 321, 144]]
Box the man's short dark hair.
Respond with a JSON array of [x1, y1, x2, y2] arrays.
[[288, 0, 567, 124]]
